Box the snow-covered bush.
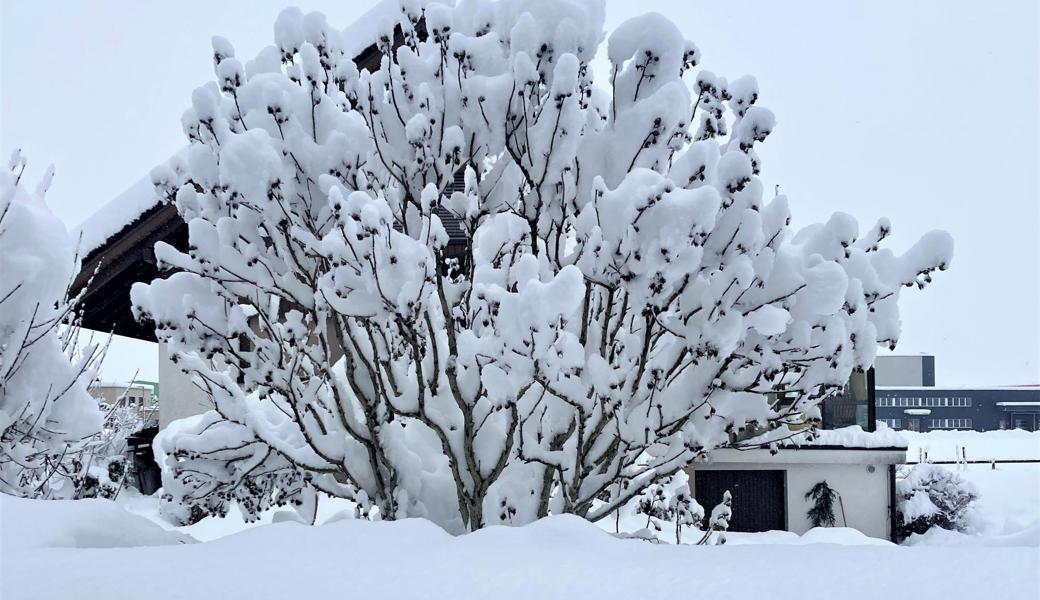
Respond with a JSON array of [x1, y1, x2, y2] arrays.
[[895, 464, 978, 540], [71, 391, 153, 499], [132, 0, 952, 532], [696, 490, 732, 545], [69, 455, 127, 500], [634, 482, 671, 530], [669, 485, 702, 544], [628, 471, 704, 544], [633, 473, 692, 529], [0, 151, 104, 498]]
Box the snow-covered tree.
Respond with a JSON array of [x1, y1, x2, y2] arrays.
[[0, 151, 104, 498], [133, 0, 953, 532], [895, 464, 978, 540]]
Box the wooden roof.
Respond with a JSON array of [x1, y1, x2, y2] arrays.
[[73, 203, 185, 340]]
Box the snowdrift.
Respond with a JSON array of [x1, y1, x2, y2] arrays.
[[905, 523, 1040, 547], [0, 494, 195, 549], [3, 503, 1036, 600]]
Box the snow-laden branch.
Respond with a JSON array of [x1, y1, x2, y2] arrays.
[[1, 151, 105, 498]]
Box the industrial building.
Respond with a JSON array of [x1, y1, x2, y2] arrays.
[[874, 355, 1039, 432]]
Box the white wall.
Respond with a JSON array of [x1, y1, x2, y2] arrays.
[[785, 463, 891, 538], [158, 342, 212, 428], [691, 457, 895, 539]]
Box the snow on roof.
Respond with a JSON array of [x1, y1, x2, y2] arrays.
[[876, 386, 1039, 392], [94, 381, 152, 390], [744, 424, 908, 450], [793, 424, 908, 449], [341, 0, 421, 59], [74, 174, 162, 259]]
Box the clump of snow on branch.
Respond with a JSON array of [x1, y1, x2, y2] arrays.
[[131, 0, 953, 532], [0, 151, 104, 498]]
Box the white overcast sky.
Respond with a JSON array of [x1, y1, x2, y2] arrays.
[[2, 1, 1038, 387]]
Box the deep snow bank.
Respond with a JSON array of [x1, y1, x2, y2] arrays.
[[3, 510, 1037, 600], [0, 494, 195, 549], [904, 523, 1040, 547], [901, 429, 1040, 461]]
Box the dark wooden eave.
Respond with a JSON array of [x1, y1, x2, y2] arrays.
[[72, 202, 186, 341]]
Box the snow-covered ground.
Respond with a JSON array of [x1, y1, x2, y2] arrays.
[[2, 430, 1037, 599], [3, 494, 1036, 600], [900, 429, 1039, 544], [902, 428, 1040, 462]]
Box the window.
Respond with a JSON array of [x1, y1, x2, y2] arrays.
[[880, 418, 902, 428], [929, 418, 972, 429], [822, 370, 871, 430], [876, 395, 973, 409]]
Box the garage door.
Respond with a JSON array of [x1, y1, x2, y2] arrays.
[[1010, 413, 1037, 432], [693, 470, 786, 532]]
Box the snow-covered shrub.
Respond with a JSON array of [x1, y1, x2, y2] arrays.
[[805, 480, 839, 527], [94, 392, 148, 459], [896, 464, 978, 540], [0, 151, 104, 498], [70, 455, 127, 500], [635, 482, 671, 530], [628, 472, 704, 543], [696, 490, 732, 545], [132, 0, 953, 532], [669, 486, 703, 544], [71, 392, 152, 499]]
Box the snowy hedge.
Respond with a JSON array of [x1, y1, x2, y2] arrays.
[[896, 463, 979, 540], [132, 0, 953, 532]]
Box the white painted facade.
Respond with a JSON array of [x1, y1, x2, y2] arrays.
[[157, 342, 212, 428], [690, 447, 905, 540]]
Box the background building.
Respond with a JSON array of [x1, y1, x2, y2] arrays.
[[874, 354, 1039, 432], [89, 381, 158, 425]]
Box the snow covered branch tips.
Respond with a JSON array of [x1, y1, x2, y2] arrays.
[[131, 0, 954, 532], [0, 152, 104, 497]]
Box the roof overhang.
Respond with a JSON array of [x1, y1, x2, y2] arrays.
[[73, 203, 185, 341], [702, 447, 908, 466]]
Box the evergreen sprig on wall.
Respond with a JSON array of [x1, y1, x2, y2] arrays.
[[805, 481, 839, 527]]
